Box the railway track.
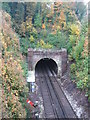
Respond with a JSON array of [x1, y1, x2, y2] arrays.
[[37, 62, 56, 118], [36, 60, 78, 118], [45, 61, 78, 118]]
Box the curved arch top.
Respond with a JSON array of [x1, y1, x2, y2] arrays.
[[35, 58, 58, 75], [28, 48, 67, 77]]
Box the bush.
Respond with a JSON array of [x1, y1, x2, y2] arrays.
[[0, 11, 29, 118], [69, 24, 80, 36], [20, 60, 28, 77], [20, 37, 30, 56], [67, 35, 77, 53], [45, 31, 67, 49], [73, 35, 85, 61], [70, 63, 76, 73]]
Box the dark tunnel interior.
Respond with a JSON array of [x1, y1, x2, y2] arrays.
[[35, 58, 58, 75]]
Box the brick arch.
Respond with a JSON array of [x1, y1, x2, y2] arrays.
[[28, 48, 67, 77], [34, 57, 58, 74], [34, 57, 58, 70]]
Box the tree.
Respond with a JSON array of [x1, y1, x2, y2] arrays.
[[72, 2, 87, 21], [2, 3, 11, 13]]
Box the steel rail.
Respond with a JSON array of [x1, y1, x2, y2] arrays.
[[35, 60, 78, 119], [43, 63, 67, 118], [41, 62, 62, 118], [37, 62, 57, 118], [47, 62, 78, 119]]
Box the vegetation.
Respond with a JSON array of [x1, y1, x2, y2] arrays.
[[0, 11, 29, 118], [0, 1, 89, 118]]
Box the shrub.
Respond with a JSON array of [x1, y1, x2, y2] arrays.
[[69, 24, 80, 36], [0, 11, 29, 118], [73, 35, 85, 61], [70, 63, 76, 73]]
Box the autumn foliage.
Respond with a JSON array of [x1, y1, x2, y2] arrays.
[[1, 1, 89, 105], [0, 10, 28, 118]]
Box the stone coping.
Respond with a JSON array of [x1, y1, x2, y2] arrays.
[[28, 48, 67, 52]]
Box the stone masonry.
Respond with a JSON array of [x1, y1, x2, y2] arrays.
[[28, 48, 68, 77]]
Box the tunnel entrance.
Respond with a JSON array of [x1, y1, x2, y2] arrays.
[[35, 58, 58, 76]]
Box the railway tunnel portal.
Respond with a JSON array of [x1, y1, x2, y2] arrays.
[[35, 58, 58, 75], [28, 48, 68, 77]]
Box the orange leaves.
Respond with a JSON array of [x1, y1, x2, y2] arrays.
[[60, 11, 65, 21], [58, 11, 66, 30], [42, 24, 45, 29], [82, 37, 88, 57], [0, 10, 28, 118]]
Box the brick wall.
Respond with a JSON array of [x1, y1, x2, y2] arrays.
[[28, 48, 67, 77]]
